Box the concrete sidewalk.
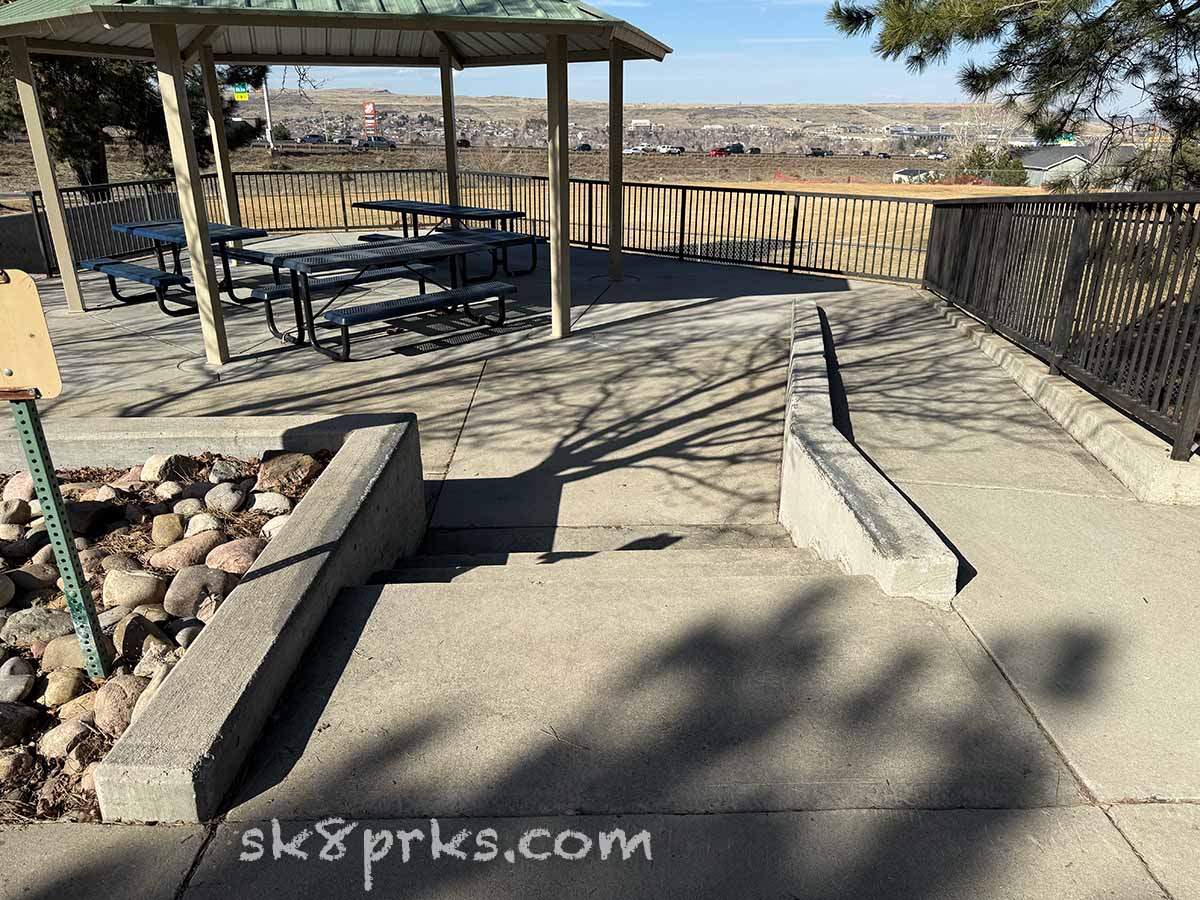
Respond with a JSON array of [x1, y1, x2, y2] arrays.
[[4, 247, 1197, 898]]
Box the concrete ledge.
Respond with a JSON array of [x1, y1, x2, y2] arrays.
[[779, 300, 958, 606], [926, 295, 1200, 505], [76, 416, 427, 823]]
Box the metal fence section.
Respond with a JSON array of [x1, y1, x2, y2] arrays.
[[924, 192, 1200, 460], [24, 167, 933, 284]]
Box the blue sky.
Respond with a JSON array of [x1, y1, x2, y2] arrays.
[[307, 0, 971, 104]]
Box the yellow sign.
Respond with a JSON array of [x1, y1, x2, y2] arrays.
[[0, 269, 62, 399], [233, 83, 250, 102]]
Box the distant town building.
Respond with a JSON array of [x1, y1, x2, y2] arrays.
[[893, 167, 934, 184]]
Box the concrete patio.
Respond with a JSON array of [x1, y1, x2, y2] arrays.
[[3, 241, 1200, 898]]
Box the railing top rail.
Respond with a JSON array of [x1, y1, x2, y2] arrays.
[[235, 168, 446, 178], [933, 189, 1200, 207]]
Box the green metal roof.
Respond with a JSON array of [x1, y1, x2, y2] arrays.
[[0, 0, 670, 66]]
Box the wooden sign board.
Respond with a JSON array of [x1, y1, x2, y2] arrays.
[[0, 269, 62, 399]]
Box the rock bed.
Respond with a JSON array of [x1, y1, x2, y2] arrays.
[[0, 449, 327, 821]]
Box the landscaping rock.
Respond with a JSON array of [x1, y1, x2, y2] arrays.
[[65, 500, 110, 536], [2, 472, 35, 503], [173, 498, 204, 518], [0, 524, 22, 541], [77, 548, 106, 575], [255, 451, 323, 492], [113, 613, 173, 663], [206, 536, 266, 576], [154, 481, 184, 501], [250, 492, 292, 516], [151, 513, 186, 546], [163, 565, 235, 619], [31, 544, 56, 566], [41, 632, 116, 671], [148, 531, 225, 572], [182, 482, 211, 500], [141, 454, 191, 483], [208, 459, 241, 484], [101, 569, 167, 609], [131, 604, 171, 624], [174, 623, 203, 648], [0, 657, 35, 703], [184, 513, 222, 538], [1, 607, 74, 647], [0, 573, 13, 609], [132, 643, 175, 678], [94, 674, 148, 737], [9, 564, 59, 593], [38, 719, 90, 760], [97, 605, 132, 629], [58, 691, 96, 721], [204, 482, 245, 513], [0, 499, 31, 526], [85, 485, 122, 503], [0, 701, 38, 748], [0, 747, 33, 785], [102, 553, 140, 574], [41, 668, 87, 706]]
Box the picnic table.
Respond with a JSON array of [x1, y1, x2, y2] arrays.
[[110, 219, 269, 302], [351, 200, 525, 237]]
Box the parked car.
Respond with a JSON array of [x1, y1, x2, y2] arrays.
[[928, 151, 950, 161], [356, 135, 397, 150], [748, 147, 761, 155], [333, 136, 353, 145], [877, 151, 892, 159], [657, 145, 682, 155], [724, 142, 745, 154], [575, 143, 592, 152], [805, 148, 828, 157], [622, 146, 646, 155], [456, 138, 471, 148], [299, 134, 325, 144], [708, 147, 729, 157]]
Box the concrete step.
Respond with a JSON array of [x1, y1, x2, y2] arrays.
[[376, 548, 832, 584], [417, 523, 795, 556]]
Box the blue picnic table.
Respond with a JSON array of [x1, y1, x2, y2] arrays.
[[351, 200, 526, 238]]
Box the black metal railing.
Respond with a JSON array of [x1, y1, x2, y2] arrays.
[[924, 192, 1200, 459], [20, 168, 934, 284]]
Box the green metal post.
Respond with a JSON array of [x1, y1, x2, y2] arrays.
[[8, 399, 111, 678]]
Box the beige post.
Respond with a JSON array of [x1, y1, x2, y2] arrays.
[[8, 37, 86, 313], [151, 24, 228, 365], [439, 49, 461, 210], [198, 45, 242, 232], [546, 34, 572, 338], [607, 40, 624, 281]]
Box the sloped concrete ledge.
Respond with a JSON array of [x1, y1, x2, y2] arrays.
[[92, 416, 426, 823], [780, 300, 958, 606], [926, 295, 1200, 505]]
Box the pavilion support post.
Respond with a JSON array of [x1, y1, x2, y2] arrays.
[[439, 50, 461, 211], [199, 46, 242, 235], [546, 34, 572, 338], [607, 40, 624, 281], [151, 24, 228, 365], [8, 37, 85, 312]]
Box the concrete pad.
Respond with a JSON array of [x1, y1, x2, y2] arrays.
[[917, 480, 1200, 802], [1110, 804, 1200, 899], [418, 523, 796, 554], [227, 575, 1079, 821], [0, 823, 206, 899], [185, 808, 1156, 899]]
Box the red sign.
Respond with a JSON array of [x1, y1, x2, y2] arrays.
[[362, 101, 378, 135]]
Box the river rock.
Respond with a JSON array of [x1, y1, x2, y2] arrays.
[[78, 548, 106, 576], [151, 513, 186, 547], [0, 746, 33, 785], [31, 544, 56, 566], [94, 674, 149, 737], [0, 499, 31, 526], [59, 690, 97, 721], [38, 718, 90, 760], [142, 454, 191, 483], [260, 514, 291, 540], [41, 667, 87, 706], [41, 632, 116, 671], [113, 613, 174, 663], [2, 472, 35, 503], [208, 459, 241, 484], [102, 553, 140, 574], [255, 451, 323, 492], [149, 531, 225, 572], [102, 569, 167, 609], [184, 513, 222, 538], [97, 605, 132, 629], [0, 524, 22, 542], [1, 607, 73, 647], [132, 604, 171, 624], [0, 701, 38, 748], [164, 565, 235, 618], [0, 656, 34, 703], [205, 536, 265, 576], [204, 482, 245, 514], [9, 563, 59, 593], [0, 573, 13, 609], [174, 623, 204, 648], [154, 480, 184, 501], [250, 492, 292, 516], [132, 642, 175, 678], [173, 498, 204, 518]]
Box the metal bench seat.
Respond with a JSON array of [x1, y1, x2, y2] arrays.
[[318, 280, 515, 361], [249, 263, 437, 302], [81, 257, 196, 317]]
